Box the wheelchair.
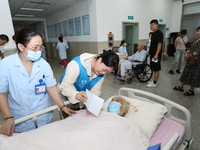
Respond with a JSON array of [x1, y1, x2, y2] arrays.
[[125, 60, 153, 84]]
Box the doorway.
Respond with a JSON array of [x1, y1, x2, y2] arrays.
[[181, 17, 198, 40], [158, 24, 166, 49], [123, 22, 139, 55]]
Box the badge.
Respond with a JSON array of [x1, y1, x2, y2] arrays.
[[35, 78, 46, 94]]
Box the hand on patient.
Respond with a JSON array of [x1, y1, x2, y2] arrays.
[[62, 106, 77, 116], [0, 118, 14, 136], [108, 97, 130, 117], [76, 91, 88, 102], [86, 109, 91, 114]]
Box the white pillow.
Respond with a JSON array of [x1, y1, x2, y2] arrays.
[[102, 95, 168, 140]]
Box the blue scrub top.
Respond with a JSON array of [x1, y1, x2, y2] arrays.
[[0, 53, 56, 132]]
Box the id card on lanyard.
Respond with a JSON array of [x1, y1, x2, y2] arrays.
[[35, 77, 46, 95]]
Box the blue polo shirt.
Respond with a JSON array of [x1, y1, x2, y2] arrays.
[[0, 53, 56, 132]]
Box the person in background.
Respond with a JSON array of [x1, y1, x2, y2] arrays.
[[0, 27, 76, 136], [0, 34, 9, 60], [41, 39, 47, 61], [173, 26, 200, 96], [59, 34, 68, 45], [117, 43, 146, 82], [59, 50, 119, 113], [146, 19, 163, 88], [118, 40, 128, 54], [56, 36, 69, 67], [185, 38, 194, 51], [145, 32, 153, 64], [108, 96, 130, 117], [169, 29, 188, 74], [58, 34, 69, 64]]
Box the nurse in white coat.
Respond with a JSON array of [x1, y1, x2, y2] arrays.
[[0, 27, 76, 136], [56, 37, 69, 67]]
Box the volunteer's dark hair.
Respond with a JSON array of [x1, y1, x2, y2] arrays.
[[120, 40, 126, 46], [150, 19, 158, 24], [97, 50, 119, 73], [196, 26, 200, 31], [15, 27, 42, 48], [0, 34, 9, 42], [180, 29, 187, 35]]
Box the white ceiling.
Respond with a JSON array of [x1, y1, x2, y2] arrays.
[[8, 0, 85, 27]]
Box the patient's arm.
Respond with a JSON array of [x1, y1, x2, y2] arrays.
[[0, 92, 15, 136]]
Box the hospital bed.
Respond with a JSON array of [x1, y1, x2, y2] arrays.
[[0, 87, 193, 150]]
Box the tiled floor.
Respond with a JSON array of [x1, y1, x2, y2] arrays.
[[0, 56, 199, 149]]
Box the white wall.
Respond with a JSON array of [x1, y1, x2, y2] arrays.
[[46, 0, 97, 42], [171, 0, 200, 32], [95, 0, 174, 40], [171, 1, 183, 32], [46, 0, 200, 43], [0, 0, 15, 50], [184, 0, 200, 4]]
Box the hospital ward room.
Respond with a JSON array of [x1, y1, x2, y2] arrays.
[[1, 0, 200, 149], [0, 56, 194, 150]]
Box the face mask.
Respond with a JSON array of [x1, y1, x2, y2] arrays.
[[124, 43, 127, 47], [23, 49, 41, 61], [108, 101, 121, 113]]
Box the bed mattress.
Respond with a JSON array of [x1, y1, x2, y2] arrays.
[[149, 117, 185, 150]]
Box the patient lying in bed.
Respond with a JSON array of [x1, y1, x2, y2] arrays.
[[107, 96, 130, 117]]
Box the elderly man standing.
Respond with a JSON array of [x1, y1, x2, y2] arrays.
[[117, 43, 147, 81]]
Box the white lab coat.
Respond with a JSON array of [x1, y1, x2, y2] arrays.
[[56, 42, 69, 60]]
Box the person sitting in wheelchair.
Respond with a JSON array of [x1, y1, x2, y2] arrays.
[[117, 43, 147, 82]]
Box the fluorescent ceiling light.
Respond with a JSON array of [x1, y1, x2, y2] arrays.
[[15, 14, 35, 17], [20, 7, 44, 11]]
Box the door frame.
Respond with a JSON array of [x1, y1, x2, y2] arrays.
[[158, 24, 166, 47], [122, 22, 139, 55]]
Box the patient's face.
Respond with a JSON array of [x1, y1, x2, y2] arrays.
[[111, 97, 129, 117]]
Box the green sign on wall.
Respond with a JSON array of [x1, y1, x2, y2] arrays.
[[128, 16, 134, 20]]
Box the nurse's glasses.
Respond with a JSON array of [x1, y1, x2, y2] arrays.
[[21, 44, 43, 52]]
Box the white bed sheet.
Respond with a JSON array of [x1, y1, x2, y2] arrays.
[[0, 110, 149, 150]]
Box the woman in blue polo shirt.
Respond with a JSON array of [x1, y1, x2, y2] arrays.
[[0, 28, 76, 136]]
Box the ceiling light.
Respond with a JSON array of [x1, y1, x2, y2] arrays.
[[15, 14, 35, 17], [29, 1, 51, 5], [20, 8, 44, 11]]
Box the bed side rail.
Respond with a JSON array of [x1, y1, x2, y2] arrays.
[[163, 133, 179, 150], [118, 87, 192, 142], [14, 101, 69, 126]]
